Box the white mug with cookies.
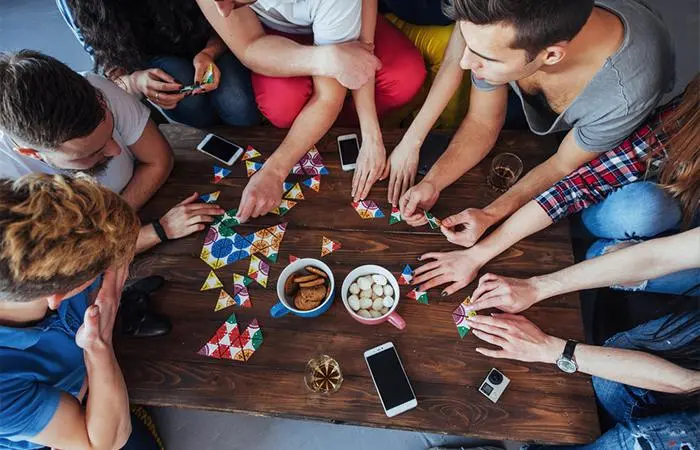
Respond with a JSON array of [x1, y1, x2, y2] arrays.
[[272, 259, 335, 318]]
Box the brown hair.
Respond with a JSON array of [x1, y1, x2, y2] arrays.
[[0, 174, 140, 302], [657, 75, 700, 226], [441, 0, 594, 60], [0, 50, 105, 149]]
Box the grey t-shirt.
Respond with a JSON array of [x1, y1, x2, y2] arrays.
[[472, 0, 675, 152]]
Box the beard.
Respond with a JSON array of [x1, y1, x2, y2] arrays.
[[60, 157, 114, 177]]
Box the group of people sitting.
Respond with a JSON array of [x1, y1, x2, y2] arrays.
[[0, 0, 697, 449]]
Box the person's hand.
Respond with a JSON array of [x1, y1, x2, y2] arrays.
[[385, 138, 420, 207], [412, 248, 486, 296], [352, 134, 387, 202], [466, 313, 565, 364], [192, 51, 221, 93], [399, 180, 439, 227], [236, 167, 285, 222], [440, 208, 497, 248], [160, 193, 225, 239], [468, 273, 541, 313], [321, 42, 381, 90], [76, 264, 129, 349], [131, 68, 185, 110]]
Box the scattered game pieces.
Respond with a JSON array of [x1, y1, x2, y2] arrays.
[[291, 147, 329, 176], [283, 182, 305, 200], [246, 160, 264, 177], [197, 313, 263, 362], [200, 270, 223, 291], [233, 273, 254, 288], [425, 211, 442, 229], [248, 255, 270, 288], [271, 199, 297, 216], [200, 227, 253, 269], [453, 297, 478, 338], [398, 265, 414, 285], [214, 289, 236, 312], [302, 176, 321, 192], [289, 255, 299, 263], [232, 274, 253, 308], [250, 222, 287, 263], [321, 236, 341, 257], [212, 165, 231, 184], [389, 206, 403, 225], [199, 191, 220, 204], [407, 288, 429, 305], [241, 145, 261, 161], [351, 200, 385, 219], [202, 63, 215, 84]]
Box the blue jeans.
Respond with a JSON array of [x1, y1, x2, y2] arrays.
[[148, 53, 260, 128], [525, 311, 700, 450], [582, 181, 699, 296], [378, 0, 452, 25]]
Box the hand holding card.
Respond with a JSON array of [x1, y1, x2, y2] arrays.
[[193, 51, 220, 93], [132, 68, 185, 109]]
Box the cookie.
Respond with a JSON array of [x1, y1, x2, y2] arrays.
[[305, 266, 328, 279], [284, 276, 298, 297], [294, 274, 320, 283], [299, 278, 326, 288], [294, 284, 326, 311]]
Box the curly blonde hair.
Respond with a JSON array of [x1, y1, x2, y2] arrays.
[[0, 174, 140, 302]]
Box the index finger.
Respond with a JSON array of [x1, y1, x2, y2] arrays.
[[236, 195, 254, 223], [465, 295, 505, 312]]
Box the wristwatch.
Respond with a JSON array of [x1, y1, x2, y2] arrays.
[[556, 340, 579, 373]]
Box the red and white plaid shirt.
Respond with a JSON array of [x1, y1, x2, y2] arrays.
[[534, 99, 680, 222]]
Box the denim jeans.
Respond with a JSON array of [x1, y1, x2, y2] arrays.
[[148, 53, 260, 128], [525, 311, 700, 450], [582, 181, 699, 296]]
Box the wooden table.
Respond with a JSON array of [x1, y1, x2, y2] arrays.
[[117, 125, 600, 445]]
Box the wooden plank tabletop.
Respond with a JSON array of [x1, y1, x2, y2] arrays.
[[117, 125, 600, 445]]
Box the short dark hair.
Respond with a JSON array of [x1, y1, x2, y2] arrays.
[[442, 0, 594, 59], [0, 50, 105, 149]]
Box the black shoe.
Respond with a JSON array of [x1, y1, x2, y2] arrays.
[[123, 275, 165, 298], [121, 293, 172, 338]]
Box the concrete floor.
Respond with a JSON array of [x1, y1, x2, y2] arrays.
[[0, 1, 697, 449]]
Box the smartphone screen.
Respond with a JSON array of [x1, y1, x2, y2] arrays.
[[339, 137, 359, 166], [366, 347, 415, 410], [200, 135, 242, 163]]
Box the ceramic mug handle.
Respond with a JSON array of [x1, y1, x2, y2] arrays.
[[270, 301, 291, 318], [386, 312, 406, 330]]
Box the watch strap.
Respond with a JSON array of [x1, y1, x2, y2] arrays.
[[563, 340, 578, 360], [152, 220, 169, 242]]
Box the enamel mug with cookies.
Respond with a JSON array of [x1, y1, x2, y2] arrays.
[[341, 265, 405, 330], [272, 259, 335, 318]]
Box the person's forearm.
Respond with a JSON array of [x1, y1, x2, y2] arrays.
[[534, 228, 700, 301], [242, 36, 329, 77], [201, 34, 228, 59], [84, 348, 131, 449], [265, 77, 346, 176], [353, 78, 380, 139], [121, 156, 173, 210], [470, 201, 554, 265], [541, 341, 700, 394], [135, 224, 160, 254]]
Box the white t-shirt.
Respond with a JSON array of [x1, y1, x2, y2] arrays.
[[0, 73, 149, 193], [251, 0, 361, 45]]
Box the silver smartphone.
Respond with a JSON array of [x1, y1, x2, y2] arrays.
[[337, 133, 359, 171], [196, 133, 244, 166], [364, 342, 418, 417]]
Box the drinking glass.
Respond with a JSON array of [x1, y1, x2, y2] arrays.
[[304, 355, 343, 394], [487, 153, 523, 192]]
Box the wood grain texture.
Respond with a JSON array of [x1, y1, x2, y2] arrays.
[[117, 125, 600, 444]]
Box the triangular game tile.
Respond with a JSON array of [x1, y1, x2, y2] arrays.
[[200, 270, 223, 291], [283, 183, 305, 200], [351, 200, 385, 219], [212, 165, 231, 184], [199, 191, 220, 204], [289, 254, 299, 263], [302, 175, 321, 192], [246, 160, 264, 177], [270, 199, 297, 216], [398, 264, 414, 285], [407, 288, 428, 304], [241, 145, 262, 161], [453, 297, 478, 338], [321, 236, 341, 257], [389, 206, 403, 225], [425, 211, 442, 229], [214, 289, 236, 312], [248, 255, 270, 288]]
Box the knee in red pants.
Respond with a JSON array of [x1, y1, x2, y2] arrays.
[[252, 75, 313, 128]]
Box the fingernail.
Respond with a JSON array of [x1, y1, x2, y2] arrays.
[[416, 256, 422, 261], [89, 306, 98, 317], [441, 291, 448, 297]]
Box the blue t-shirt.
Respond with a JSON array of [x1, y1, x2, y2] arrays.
[[0, 278, 101, 449]]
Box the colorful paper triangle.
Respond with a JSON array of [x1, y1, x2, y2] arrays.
[[241, 145, 262, 161], [214, 289, 236, 311], [200, 270, 223, 291], [270, 199, 297, 216], [283, 183, 305, 200], [248, 255, 270, 288], [199, 191, 220, 204], [425, 211, 442, 229], [302, 176, 321, 192], [398, 264, 414, 285], [453, 297, 478, 338], [321, 236, 341, 257], [389, 206, 403, 225], [245, 160, 264, 177], [351, 200, 385, 219], [198, 313, 262, 362], [407, 288, 428, 304], [212, 165, 231, 184]]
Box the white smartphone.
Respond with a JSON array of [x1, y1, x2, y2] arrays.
[[364, 342, 418, 417], [197, 133, 244, 166], [337, 133, 359, 171]]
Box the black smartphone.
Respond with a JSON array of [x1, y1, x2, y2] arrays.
[[418, 132, 452, 176]]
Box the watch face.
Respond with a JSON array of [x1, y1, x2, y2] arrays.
[[557, 358, 577, 373]]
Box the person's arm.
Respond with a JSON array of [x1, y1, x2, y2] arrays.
[[398, 79, 508, 226], [350, 0, 386, 201], [236, 76, 347, 221], [385, 22, 467, 206], [196, 0, 379, 89], [468, 228, 700, 313], [121, 120, 174, 210], [30, 268, 131, 450], [466, 314, 700, 394]]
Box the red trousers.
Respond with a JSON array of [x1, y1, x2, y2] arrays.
[[252, 15, 427, 128]]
